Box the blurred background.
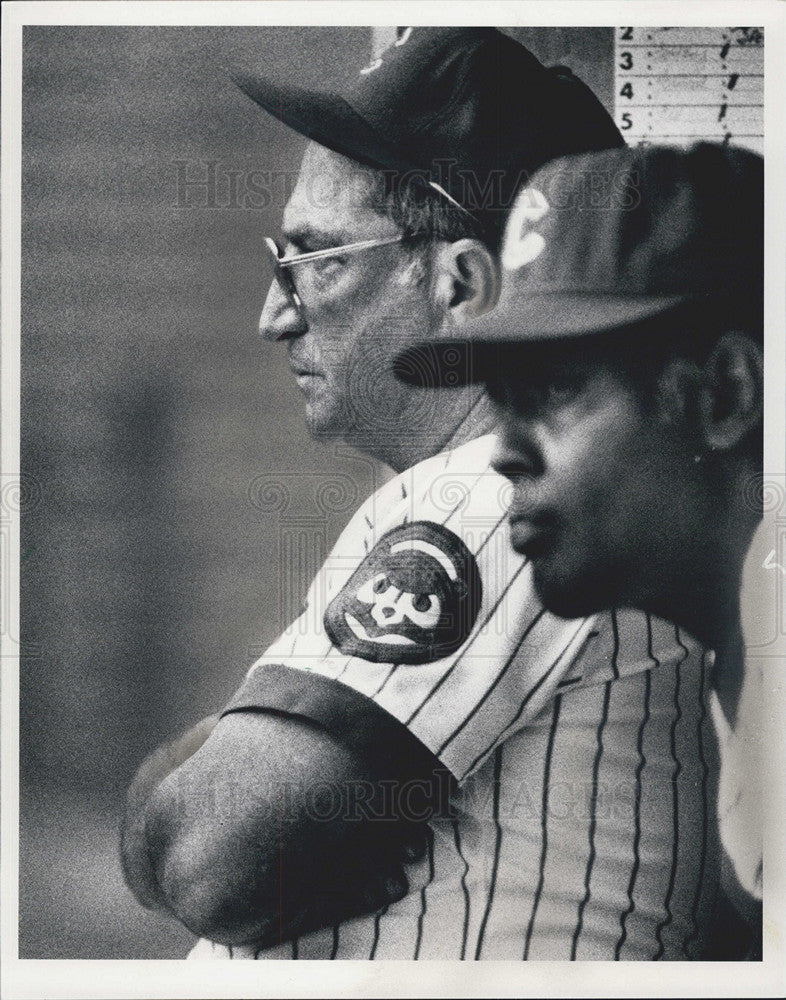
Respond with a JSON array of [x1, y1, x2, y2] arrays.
[[21, 24, 380, 959], [22, 24, 761, 959]]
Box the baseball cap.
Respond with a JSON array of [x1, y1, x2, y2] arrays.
[[231, 27, 623, 235], [395, 141, 764, 385]]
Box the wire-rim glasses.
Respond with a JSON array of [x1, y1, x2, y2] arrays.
[[263, 234, 408, 313]]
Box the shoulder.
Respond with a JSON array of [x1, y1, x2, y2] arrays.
[[402, 433, 499, 482], [393, 434, 505, 522], [341, 434, 502, 540]]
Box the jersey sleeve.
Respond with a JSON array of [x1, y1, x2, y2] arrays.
[[222, 435, 697, 782]]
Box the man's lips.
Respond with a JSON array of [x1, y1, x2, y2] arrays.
[[290, 362, 323, 377], [287, 348, 323, 379], [290, 364, 325, 386], [508, 515, 555, 559]]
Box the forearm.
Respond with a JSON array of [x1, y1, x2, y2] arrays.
[[142, 710, 430, 946], [120, 713, 220, 912]]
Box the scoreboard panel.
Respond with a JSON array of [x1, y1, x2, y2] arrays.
[[615, 26, 764, 154]]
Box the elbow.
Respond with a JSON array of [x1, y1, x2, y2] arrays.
[[154, 847, 277, 945], [143, 781, 280, 945]]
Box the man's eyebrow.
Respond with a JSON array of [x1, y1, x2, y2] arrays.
[[282, 223, 353, 251]]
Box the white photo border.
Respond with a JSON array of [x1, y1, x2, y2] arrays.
[[2, 2, 784, 997]]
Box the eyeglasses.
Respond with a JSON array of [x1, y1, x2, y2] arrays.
[[264, 234, 408, 314]]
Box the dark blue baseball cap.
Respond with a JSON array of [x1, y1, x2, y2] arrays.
[[230, 27, 623, 235], [394, 141, 764, 386]]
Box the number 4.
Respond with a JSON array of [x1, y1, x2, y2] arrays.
[[620, 82, 634, 99]]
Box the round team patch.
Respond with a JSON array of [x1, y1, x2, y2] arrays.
[[324, 521, 482, 665]]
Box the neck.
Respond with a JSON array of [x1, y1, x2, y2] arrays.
[[650, 561, 744, 651], [643, 490, 757, 726], [372, 386, 497, 473]]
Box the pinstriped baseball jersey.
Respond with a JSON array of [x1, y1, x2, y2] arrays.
[[190, 434, 720, 959]]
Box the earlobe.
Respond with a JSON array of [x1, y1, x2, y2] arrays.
[[700, 332, 763, 451]]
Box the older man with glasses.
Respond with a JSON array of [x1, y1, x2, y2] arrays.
[[118, 29, 728, 960]]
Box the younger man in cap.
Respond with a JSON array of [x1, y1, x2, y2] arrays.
[[397, 141, 765, 952]]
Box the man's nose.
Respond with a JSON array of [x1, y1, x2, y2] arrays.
[[491, 425, 543, 481], [258, 281, 307, 342]]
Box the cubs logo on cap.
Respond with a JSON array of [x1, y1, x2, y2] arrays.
[[324, 521, 482, 664], [394, 141, 763, 388], [502, 187, 549, 271]]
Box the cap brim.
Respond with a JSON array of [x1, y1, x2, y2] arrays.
[[231, 71, 416, 176], [394, 292, 690, 387]]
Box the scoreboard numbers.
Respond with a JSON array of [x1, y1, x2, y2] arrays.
[[615, 27, 764, 154]]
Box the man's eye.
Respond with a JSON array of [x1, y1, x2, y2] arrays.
[[487, 367, 586, 415], [545, 375, 581, 402], [315, 256, 344, 272], [309, 257, 344, 284]]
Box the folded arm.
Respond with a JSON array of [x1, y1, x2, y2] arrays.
[[123, 707, 435, 946], [121, 713, 220, 913]]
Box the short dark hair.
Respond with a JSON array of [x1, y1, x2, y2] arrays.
[[591, 309, 763, 468], [367, 171, 499, 253], [487, 305, 762, 468]]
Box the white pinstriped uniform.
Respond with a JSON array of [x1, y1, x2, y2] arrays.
[[189, 434, 721, 960]]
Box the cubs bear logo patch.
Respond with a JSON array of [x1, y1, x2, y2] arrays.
[[324, 521, 482, 664]]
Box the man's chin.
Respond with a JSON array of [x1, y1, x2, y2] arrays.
[[304, 409, 380, 453], [305, 420, 343, 442], [303, 403, 344, 441], [531, 561, 610, 621]]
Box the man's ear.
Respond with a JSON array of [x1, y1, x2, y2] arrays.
[[698, 331, 763, 451], [432, 240, 500, 323]]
